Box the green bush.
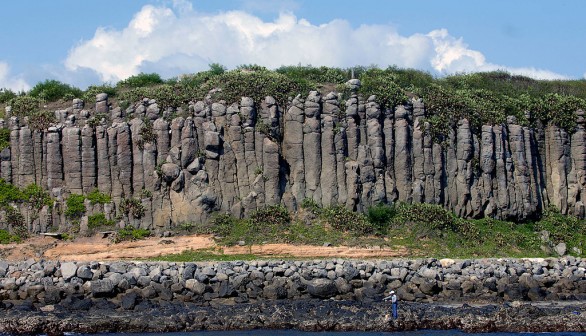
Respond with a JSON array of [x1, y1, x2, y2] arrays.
[[0, 229, 20, 244], [119, 198, 145, 218], [117, 73, 164, 89], [0, 179, 25, 205], [0, 128, 11, 151], [65, 194, 86, 219], [535, 206, 586, 253], [366, 203, 396, 233], [8, 95, 42, 116], [27, 110, 56, 131], [0, 88, 17, 104], [22, 184, 52, 209], [29, 79, 82, 102], [4, 207, 27, 240], [115, 227, 150, 242], [86, 189, 111, 205], [249, 204, 290, 229], [358, 68, 409, 109], [395, 202, 458, 231], [87, 213, 115, 230], [83, 83, 117, 103], [321, 205, 373, 234]]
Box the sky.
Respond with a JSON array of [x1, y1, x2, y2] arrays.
[[0, 0, 585, 91]]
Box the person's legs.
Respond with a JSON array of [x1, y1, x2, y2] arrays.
[[392, 302, 398, 319]]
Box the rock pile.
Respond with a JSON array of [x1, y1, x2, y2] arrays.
[[1, 257, 586, 308]]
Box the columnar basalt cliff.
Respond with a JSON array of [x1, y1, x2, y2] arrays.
[[1, 85, 585, 233]]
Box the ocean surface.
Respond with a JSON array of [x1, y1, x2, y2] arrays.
[[84, 331, 586, 336]]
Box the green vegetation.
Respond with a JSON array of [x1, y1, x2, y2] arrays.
[[117, 73, 164, 89], [119, 197, 145, 218], [0, 229, 20, 244], [2, 65, 585, 138], [0, 128, 10, 151], [86, 189, 112, 205], [64, 194, 86, 219], [115, 227, 151, 242], [28, 110, 57, 131], [192, 201, 585, 259], [29, 79, 82, 102], [87, 212, 115, 230]]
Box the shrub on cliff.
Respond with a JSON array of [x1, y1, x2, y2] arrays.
[[65, 194, 86, 219], [87, 213, 115, 231], [0, 128, 10, 152], [117, 73, 164, 89], [29, 79, 82, 102]]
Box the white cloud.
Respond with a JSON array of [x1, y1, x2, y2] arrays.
[[0, 62, 30, 92], [65, 3, 567, 83]]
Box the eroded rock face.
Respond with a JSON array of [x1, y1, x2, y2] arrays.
[[0, 93, 585, 232]]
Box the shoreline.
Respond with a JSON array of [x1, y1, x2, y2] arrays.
[[1, 299, 585, 334], [1, 257, 586, 334]]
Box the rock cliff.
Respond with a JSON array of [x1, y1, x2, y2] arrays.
[[1, 86, 585, 233]]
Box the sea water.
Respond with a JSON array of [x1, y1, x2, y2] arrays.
[[85, 331, 586, 336]]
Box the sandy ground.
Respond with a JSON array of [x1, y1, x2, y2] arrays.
[[0, 234, 409, 261]]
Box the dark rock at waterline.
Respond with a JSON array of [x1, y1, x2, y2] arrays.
[[1, 299, 586, 335]]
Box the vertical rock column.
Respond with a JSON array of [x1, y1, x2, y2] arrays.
[[364, 96, 385, 206], [479, 125, 495, 216], [154, 118, 170, 167], [95, 125, 112, 196], [454, 119, 474, 217], [192, 101, 208, 153], [545, 123, 570, 214], [493, 124, 511, 218], [282, 95, 305, 208], [393, 105, 412, 203], [130, 118, 145, 195], [227, 107, 249, 206], [411, 100, 425, 203], [62, 127, 83, 194], [507, 116, 533, 219], [46, 128, 63, 190], [81, 126, 97, 193], [18, 126, 35, 187], [382, 107, 396, 203], [9, 119, 19, 186], [117, 123, 133, 198], [345, 94, 360, 162], [261, 97, 281, 206], [303, 91, 322, 203], [33, 130, 44, 185], [320, 92, 339, 206], [524, 111, 543, 216], [0, 143, 11, 183], [569, 110, 586, 217], [241, 97, 262, 210]]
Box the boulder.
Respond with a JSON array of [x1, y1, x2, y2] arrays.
[[305, 278, 338, 298]]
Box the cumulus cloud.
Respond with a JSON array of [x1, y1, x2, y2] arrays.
[[0, 62, 30, 91], [65, 3, 567, 82]]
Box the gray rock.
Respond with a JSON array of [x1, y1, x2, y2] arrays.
[[555, 243, 567, 256], [60, 262, 78, 281], [91, 279, 114, 297], [76, 266, 93, 280], [305, 278, 338, 298]]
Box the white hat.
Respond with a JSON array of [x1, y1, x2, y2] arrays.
[[390, 290, 395, 294]]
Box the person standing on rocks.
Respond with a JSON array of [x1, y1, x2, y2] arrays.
[[383, 290, 398, 319]]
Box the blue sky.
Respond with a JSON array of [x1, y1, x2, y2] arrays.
[[0, 0, 584, 91]]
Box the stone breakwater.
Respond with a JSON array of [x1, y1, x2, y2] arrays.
[[1, 89, 586, 235], [1, 258, 586, 334], [1, 257, 586, 306]]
